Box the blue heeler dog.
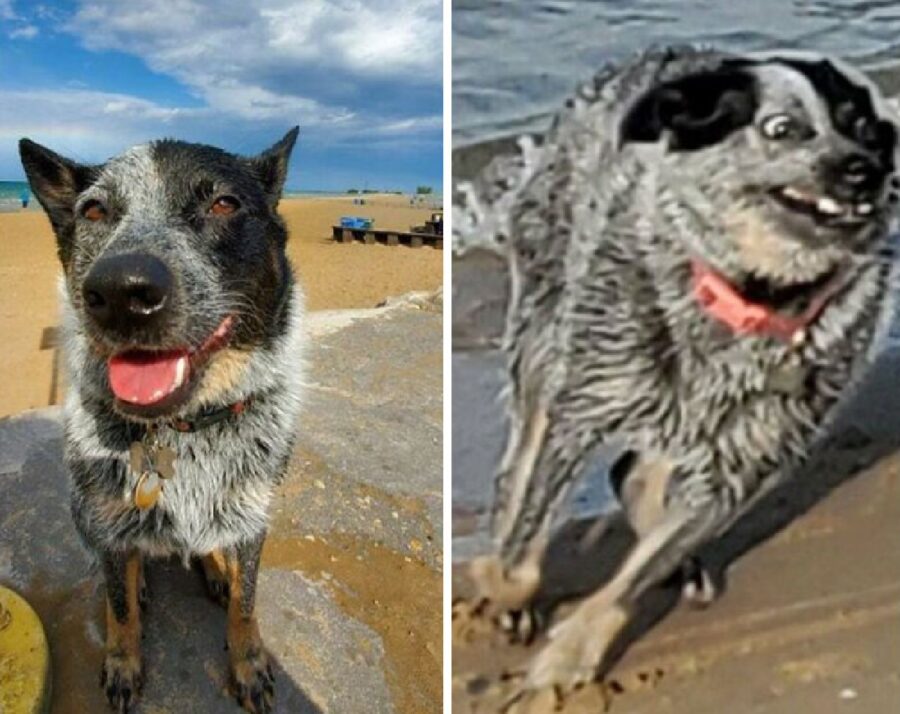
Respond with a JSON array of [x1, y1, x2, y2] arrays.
[[455, 47, 900, 705], [19, 128, 304, 714]]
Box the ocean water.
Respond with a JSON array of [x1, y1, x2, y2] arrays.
[[0, 184, 380, 213], [453, 0, 900, 145], [0, 181, 36, 212]]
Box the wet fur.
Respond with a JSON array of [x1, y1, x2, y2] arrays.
[[457, 46, 900, 697]]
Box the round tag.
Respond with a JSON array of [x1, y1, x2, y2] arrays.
[[133, 471, 161, 510]]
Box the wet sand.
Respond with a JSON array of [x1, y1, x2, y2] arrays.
[[0, 195, 442, 417]]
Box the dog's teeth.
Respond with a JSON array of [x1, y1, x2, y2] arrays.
[[782, 186, 804, 200], [816, 197, 843, 215], [856, 202, 874, 216], [174, 356, 187, 388]]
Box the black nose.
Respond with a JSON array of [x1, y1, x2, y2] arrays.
[[838, 153, 882, 191], [82, 253, 173, 335]]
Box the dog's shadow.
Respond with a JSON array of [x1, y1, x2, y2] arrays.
[[140, 559, 323, 714], [530, 346, 900, 675]]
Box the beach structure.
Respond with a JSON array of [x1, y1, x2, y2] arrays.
[[332, 211, 443, 248]]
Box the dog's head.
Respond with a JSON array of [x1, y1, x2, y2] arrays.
[[19, 128, 299, 419], [619, 51, 900, 286]]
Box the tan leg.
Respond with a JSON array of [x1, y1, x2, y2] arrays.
[[619, 454, 674, 537], [201, 548, 230, 607], [225, 536, 274, 714], [522, 499, 725, 697], [619, 454, 719, 607], [100, 550, 143, 713]]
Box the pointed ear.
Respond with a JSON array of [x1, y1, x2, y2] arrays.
[[19, 139, 96, 234], [251, 126, 299, 205], [620, 68, 758, 151]]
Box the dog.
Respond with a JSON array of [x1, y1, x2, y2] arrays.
[[19, 128, 304, 714], [455, 46, 900, 702]]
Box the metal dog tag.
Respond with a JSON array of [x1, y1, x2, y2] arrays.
[[154, 447, 176, 480], [129, 426, 176, 509], [129, 442, 146, 475], [133, 471, 161, 510]]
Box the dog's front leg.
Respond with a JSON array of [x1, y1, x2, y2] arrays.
[[517, 482, 731, 702], [225, 533, 275, 714], [100, 549, 144, 713], [470, 410, 592, 642]]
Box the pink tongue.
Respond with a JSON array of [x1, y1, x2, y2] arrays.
[[108, 350, 190, 406]]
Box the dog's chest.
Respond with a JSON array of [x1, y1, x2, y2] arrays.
[[139, 428, 275, 547]]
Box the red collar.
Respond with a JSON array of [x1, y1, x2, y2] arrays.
[[690, 260, 848, 345]]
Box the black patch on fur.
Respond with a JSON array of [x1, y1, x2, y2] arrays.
[[761, 57, 895, 170], [621, 68, 758, 151], [18, 139, 98, 267], [147, 129, 298, 351]]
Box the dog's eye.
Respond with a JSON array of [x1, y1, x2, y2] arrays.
[[81, 200, 107, 222], [760, 114, 801, 140], [210, 196, 240, 216]]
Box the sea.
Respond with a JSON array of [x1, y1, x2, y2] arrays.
[[0, 181, 35, 212], [453, 0, 900, 146], [0, 183, 366, 213]]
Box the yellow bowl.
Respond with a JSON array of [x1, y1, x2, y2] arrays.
[[0, 586, 51, 714]]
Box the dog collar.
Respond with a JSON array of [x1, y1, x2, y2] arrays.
[[167, 399, 250, 433], [129, 399, 251, 510], [690, 260, 849, 345]]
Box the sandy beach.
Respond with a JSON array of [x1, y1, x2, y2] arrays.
[[0, 194, 442, 417]]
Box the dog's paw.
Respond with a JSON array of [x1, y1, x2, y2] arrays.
[[502, 604, 626, 710], [681, 558, 719, 609], [100, 652, 143, 713], [229, 648, 275, 714], [496, 606, 545, 645]]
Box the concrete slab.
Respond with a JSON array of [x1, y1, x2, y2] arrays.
[[0, 296, 442, 714]]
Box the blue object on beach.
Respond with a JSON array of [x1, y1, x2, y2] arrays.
[[20, 189, 29, 208], [340, 216, 373, 230]]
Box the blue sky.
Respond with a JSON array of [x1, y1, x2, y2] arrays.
[[0, 0, 442, 192]]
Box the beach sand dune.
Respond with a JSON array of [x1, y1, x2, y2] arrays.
[[0, 195, 443, 417]]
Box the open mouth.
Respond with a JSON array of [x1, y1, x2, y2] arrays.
[[768, 185, 875, 226], [107, 315, 234, 415]]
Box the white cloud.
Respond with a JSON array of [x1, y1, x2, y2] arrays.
[[67, 0, 441, 124], [9, 23, 38, 39], [0, 0, 16, 21]]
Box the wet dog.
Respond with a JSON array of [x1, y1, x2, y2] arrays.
[[456, 47, 900, 702], [19, 128, 304, 713]]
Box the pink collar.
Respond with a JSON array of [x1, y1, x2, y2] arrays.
[[690, 260, 848, 345]]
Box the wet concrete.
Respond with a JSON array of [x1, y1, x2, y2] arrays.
[[0, 293, 442, 714]]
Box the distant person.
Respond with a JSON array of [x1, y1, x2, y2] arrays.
[[20, 189, 29, 209]]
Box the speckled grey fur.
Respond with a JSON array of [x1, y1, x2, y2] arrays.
[[458, 47, 900, 693], [20, 132, 305, 562]]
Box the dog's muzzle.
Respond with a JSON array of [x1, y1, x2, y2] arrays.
[[83, 252, 174, 338]]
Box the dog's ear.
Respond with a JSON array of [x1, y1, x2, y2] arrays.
[[251, 126, 299, 205], [620, 68, 758, 151], [19, 139, 96, 235]]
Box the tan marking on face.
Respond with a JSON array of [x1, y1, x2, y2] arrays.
[[193, 348, 252, 404], [724, 207, 837, 283], [726, 208, 799, 280]]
